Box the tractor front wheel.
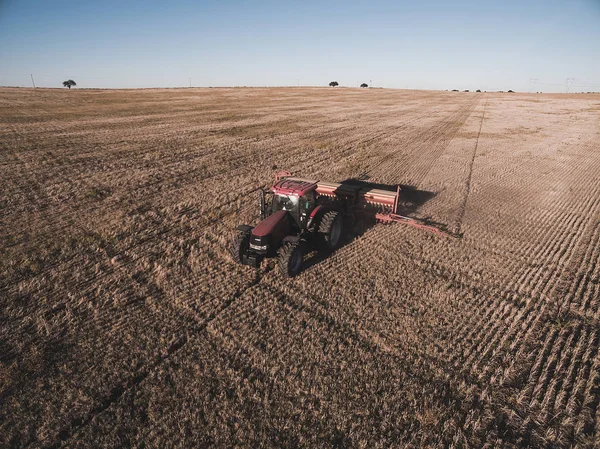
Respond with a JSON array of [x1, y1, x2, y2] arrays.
[[318, 210, 343, 250], [278, 242, 304, 278], [231, 229, 251, 264]]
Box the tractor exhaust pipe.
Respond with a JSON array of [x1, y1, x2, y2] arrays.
[[259, 190, 266, 220]]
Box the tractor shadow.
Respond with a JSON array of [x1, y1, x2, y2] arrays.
[[301, 178, 438, 272]]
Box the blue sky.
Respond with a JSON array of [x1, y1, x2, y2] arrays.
[[1, 0, 599, 91]]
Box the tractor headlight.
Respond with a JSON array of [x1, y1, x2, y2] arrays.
[[250, 243, 268, 251]]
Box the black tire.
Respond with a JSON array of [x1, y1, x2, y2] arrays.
[[278, 242, 304, 278], [231, 230, 251, 264], [318, 210, 343, 250]]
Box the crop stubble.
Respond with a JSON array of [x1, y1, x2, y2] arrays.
[[1, 87, 599, 448]]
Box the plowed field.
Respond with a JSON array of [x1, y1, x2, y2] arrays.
[[1, 87, 599, 448]]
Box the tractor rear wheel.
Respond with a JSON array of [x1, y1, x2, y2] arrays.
[[231, 229, 251, 264], [278, 241, 304, 278], [318, 210, 343, 250]]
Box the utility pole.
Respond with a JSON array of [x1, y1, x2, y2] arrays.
[[370, 79, 372, 88], [189, 78, 191, 88], [30, 74, 36, 88], [565, 78, 575, 93], [528, 78, 538, 93]]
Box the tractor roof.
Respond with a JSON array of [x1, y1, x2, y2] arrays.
[[273, 177, 318, 196]]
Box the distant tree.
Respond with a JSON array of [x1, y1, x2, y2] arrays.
[[451, 89, 459, 92], [508, 90, 514, 93], [360, 83, 368, 88], [329, 81, 339, 87], [63, 80, 77, 89], [464, 89, 470, 92], [476, 89, 481, 92]]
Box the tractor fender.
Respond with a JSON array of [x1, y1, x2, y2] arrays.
[[236, 224, 253, 233], [307, 205, 327, 229]]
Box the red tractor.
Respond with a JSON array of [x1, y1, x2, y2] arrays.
[[231, 172, 448, 277]]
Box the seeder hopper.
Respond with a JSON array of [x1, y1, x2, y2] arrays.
[[231, 171, 450, 277]]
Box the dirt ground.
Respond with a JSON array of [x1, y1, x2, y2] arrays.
[[1, 87, 599, 448]]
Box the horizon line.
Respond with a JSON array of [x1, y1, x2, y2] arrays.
[[1, 85, 598, 94]]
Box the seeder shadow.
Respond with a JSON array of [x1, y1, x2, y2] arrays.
[[301, 178, 439, 272]]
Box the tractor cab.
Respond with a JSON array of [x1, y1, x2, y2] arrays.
[[233, 173, 345, 278], [271, 179, 318, 227]]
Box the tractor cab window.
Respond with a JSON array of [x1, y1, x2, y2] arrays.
[[273, 194, 299, 216]]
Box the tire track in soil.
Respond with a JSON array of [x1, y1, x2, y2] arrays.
[[364, 95, 480, 186], [133, 277, 513, 447], [466, 137, 600, 299], [312, 94, 470, 182], [301, 96, 600, 446], [449, 166, 600, 442], [407, 95, 482, 188], [39, 266, 267, 449], [456, 145, 600, 358], [304, 101, 600, 438], [456, 97, 487, 236], [259, 257, 552, 447], [490, 190, 600, 389], [39, 228, 278, 446], [314, 116, 593, 444]]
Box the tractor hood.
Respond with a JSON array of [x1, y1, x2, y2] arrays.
[[252, 210, 289, 237]]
